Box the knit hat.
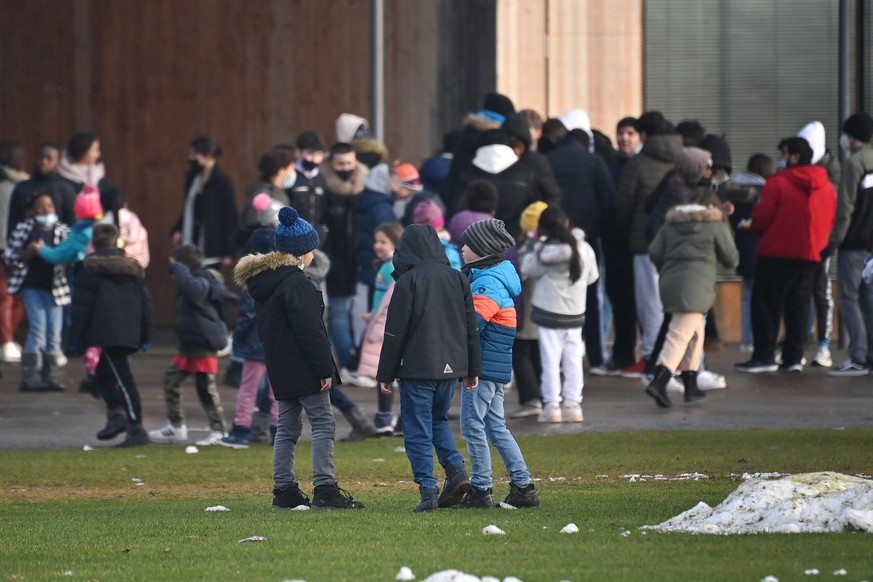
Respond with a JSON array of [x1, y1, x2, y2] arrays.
[[412, 199, 444, 229], [797, 121, 826, 164], [698, 134, 733, 173], [74, 184, 103, 219], [842, 112, 873, 143], [482, 92, 515, 120], [520, 201, 548, 234], [394, 162, 423, 192], [335, 113, 371, 143], [462, 218, 515, 257], [245, 227, 275, 254], [674, 147, 712, 184], [502, 113, 532, 149], [274, 206, 319, 256]]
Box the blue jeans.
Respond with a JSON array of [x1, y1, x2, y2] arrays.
[[273, 392, 336, 490], [837, 250, 873, 364], [400, 379, 466, 490], [461, 379, 531, 490], [21, 288, 63, 354], [327, 295, 355, 368]]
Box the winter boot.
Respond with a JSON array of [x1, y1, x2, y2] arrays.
[[272, 483, 311, 510], [340, 406, 378, 442], [41, 352, 66, 391], [682, 370, 707, 403], [311, 482, 365, 509], [117, 424, 149, 448], [503, 482, 540, 508], [413, 486, 439, 513], [454, 487, 494, 509], [97, 408, 130, 440], [644, 364, 673, 408], [19, 352, 48, 392], [437, 463, 471, 508]]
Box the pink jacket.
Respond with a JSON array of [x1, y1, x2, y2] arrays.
[[356, 283, 394, 378]]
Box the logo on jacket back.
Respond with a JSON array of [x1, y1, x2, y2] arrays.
[[444, 364, 453, 374]]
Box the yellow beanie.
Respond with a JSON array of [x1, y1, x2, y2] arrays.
[[520, 201, 548, 234]]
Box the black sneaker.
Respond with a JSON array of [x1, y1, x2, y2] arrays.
[[503, 482, 540, 508], [437, 471, 471, 508], [311, 483, 365, 510], [97, 410, 129, 441], [116, 426, 149, 448], [735, 359, 778, 374], [454, 487, 494, 509], [272, 484, 311, 510], [413, 488, 439, 513]]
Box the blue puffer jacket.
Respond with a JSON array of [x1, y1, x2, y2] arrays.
[[467, 259, 521, 383], [232, 290, 264, 361]]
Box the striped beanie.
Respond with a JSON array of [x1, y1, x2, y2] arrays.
[[462, 218, 515, 258]]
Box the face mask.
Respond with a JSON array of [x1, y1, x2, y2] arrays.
[[775, 159, 788, 172], [302, 159, 319, 172], [283, 173, 297, 189], [189, 159, 203, 173], [335, 169, 354, 181], [839, 133, 851, 154], [35, 213, 58, 228]]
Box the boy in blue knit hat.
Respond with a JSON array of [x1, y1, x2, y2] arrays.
[[234, 206, 364, 510]]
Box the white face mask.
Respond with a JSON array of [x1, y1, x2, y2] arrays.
[[839, 133, 851, 154], [283, 173, 297, 189], [35, 213, 58, 228]]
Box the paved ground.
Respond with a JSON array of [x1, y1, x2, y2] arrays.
[[1, 329, 871, 449]]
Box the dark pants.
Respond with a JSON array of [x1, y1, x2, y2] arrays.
[[647, 313, 674, 374], [583, 237, 605, 367], [511, 338, 542, 405], [752, 257, 819, 365], [603, 235, 637, 368], [97, 347, 142, 425]]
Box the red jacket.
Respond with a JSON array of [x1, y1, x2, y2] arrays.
[[750, 165, 836, 262]]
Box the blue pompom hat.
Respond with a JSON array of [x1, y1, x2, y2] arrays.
[[274, 206, 320, 256]]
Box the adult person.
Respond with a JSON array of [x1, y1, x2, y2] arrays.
[[241, 148, 295, 231], [0, 141, 29, 362], [290, 131, 328, 242], [614, 112, 682, 377], [825, 112, 873, 375], [502, 113, 561, 207], [57, 132, 106, 193], [735, 137, 836, 374], [7, 143, 77, 234], [171, 136, 238, 269], [419, 129, 461, 196]]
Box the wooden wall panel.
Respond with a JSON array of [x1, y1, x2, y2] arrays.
[[496, 0, 548, 115]]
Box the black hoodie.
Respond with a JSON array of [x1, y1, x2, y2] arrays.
[[376, 225, 481, 382]]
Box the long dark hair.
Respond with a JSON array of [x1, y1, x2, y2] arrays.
[[537, 206, 581, 283]]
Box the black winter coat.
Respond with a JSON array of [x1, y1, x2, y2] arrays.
[[169, 262, 238, 351], [236, 253, 340, 400], [69, 249, 152, 350], [454, 160, 542, 238], [7, 173, 77, 236], [547, 138, 615, 240], [172, 166, 238, 262], [376, 224, 481, 382]]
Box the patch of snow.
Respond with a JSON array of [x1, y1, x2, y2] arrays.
[[394, 446, 406, 453], [803, 568, 819, 575], [205, 505, 230, 512], [64, 570, 73, 576], [373, 458, 385, 462], [761, 576, 779, 582], [548, 477, 566, 481], [185, 446, 199, 454], [419, 571, 523, 582], [560, 523, 579, 534], [131, 478, 142, 482], [396, 566, 415, 580], [497, 502, 516, 510], [643, 472, 873, 534], [82, 445, 93, 451], [620, 530, 632, 537], [833, 569, 847, 576], [482, 525, 505, 535], [237, 536, 267, 542]]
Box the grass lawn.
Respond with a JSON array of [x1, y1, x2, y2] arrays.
[[1, 429, 872, 581]]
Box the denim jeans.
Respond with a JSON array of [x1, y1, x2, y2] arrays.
[[837, 250, 873, 364], [460, 379, 531, 490], [327, 295, 355, 368], [21, 288, 63, 354], [633, 254, 664, 357], [400, 379, 465, 490], [274, 392, 336, 490]]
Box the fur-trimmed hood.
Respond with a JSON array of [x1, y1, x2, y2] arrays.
[[462, 112, 502, 132], [536, 227, 587, 265], [234, 252, 301, 289], [665, 204, 725, 224], [353, 138, 389, 166], [320, 162, 368, 196], [83, 251, 145, 279]]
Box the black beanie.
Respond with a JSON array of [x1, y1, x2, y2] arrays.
[[843, 112, 873, 143], [501, 113, 532, 149], [699, 134, 733, 174], [482, 92, 515, 119]]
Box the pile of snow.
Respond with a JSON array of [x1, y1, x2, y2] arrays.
[[421, 571, 523, 582], [643, 472, 873, 534]]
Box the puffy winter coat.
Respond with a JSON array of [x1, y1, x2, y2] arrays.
[[169, 262, 238, 351], [547, 138, 615, 239], [466, 259, 520, 383]]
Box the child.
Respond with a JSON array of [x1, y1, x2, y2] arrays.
[[413, 199, 462, 269], [4, 193, 71, 391], [448, 179, 499, 247], [235, 206, 364, 510], [520, 206, 598, 423], [646, 192, 739, 407], [356, 222, 403, 434], [69, 223, 152, 447], [148, 244, 236, 445], [37, 184, 102, 266], [99, 186, 150, 268], [376, 224, 482, 512], [457, 218, 539, 509], [220, 227, 279, 449]]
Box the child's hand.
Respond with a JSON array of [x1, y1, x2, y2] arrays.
[[320, 377, 332, 391], [463, 376, 478, 391], [361, 312, 372, 322], [380, 382, 393, 394]]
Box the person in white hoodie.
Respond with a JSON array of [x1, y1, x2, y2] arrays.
[[796, 121, 840, 368], [521, 206, 598, 423]]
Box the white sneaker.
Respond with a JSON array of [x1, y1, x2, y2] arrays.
[[55, 352, 68, 367], [697, 370, 727, 390], [562, 404, 583, 423], [812, 346, 832, 368], [508, 402, 543, 418], [196, 430, 227, 446], [340, 368, 378, 388], [738, 343, 754, 353], [148, 422, 188, 444], [537, 402, 562, 423], [1, 342, 21, 362]]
